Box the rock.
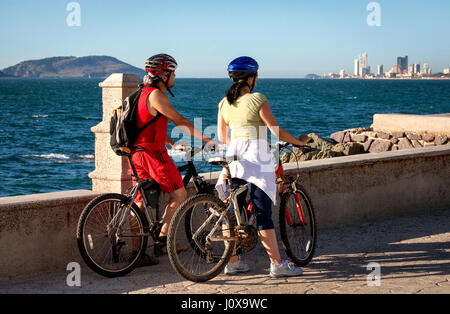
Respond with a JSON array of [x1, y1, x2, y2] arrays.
[[343, 132, 352, 143], [348, 127, 369, 134], [369, 140, 392, 153], [308, 133, 335, 151], [361, 131, 377, 138], [421, 133, 435, 142], [398, 138, 414, 150], [411, 140, 423, 148], [390, 138, 399, 144], [286, 146, 343, 163], [423, 142, 436, 147], [406, 133, 421, 141], [330, 131, 346, 143], [376, 132, 391, 140], [363, 139, 374, 152], [350, 134, 368, 142], [391, 131, 405, 138], [331, 143, 364, 155], [312, 149, 344, 160], [435, 135, 448, 145], [392, 145, 399, 151]]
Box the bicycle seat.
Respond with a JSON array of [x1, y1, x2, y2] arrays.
[[208, 155, 239, 166]]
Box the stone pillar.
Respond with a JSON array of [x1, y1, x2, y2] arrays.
[[89, 73, 141, 194]]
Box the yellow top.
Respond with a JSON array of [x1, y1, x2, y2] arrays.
[[218, 92, 268, 141]]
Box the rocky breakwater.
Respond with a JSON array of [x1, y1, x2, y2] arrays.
[[330, 128, 449, 152], [281, 129, 450, 164]]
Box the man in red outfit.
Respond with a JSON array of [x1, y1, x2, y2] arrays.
[[132, 54, 217, 262]]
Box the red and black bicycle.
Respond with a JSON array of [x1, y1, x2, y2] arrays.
[[167, 142, 317, 282]]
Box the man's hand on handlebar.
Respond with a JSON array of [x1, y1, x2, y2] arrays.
[[204, 140, 220, 153], [172, 141, 188, 151]]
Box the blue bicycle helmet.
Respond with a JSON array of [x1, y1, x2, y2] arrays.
[[225, 57, 259, 102], [227, 56, 259, 73]]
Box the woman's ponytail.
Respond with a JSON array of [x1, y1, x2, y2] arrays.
[[226, 80, 250, 104]]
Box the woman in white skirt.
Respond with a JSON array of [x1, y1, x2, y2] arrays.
[[216, 56, 311, 277]]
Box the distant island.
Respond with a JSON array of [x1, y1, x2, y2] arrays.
[[0, 70, 13, 78], [0, 56, 146, 79], [305, 74, 322, 79]]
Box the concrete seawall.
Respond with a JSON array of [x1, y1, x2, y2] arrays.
[[1, 145, 449, 280]]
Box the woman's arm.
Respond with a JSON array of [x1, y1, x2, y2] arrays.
[[217, 111, 230, 145], [259, 101, 311, 146]]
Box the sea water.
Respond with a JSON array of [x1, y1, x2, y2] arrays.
[[0, 78, 449, 196]]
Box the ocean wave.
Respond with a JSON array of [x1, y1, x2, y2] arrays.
[[21, 153, 94, 163], [32, 115, 49, 118]]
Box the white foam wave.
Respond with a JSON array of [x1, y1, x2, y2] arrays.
[[32, 115, 49, 118], [26, 153, 70, 160], [22, 153, 94, 163]]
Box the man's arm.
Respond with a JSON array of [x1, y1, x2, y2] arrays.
[[149, 90, 215, 145]]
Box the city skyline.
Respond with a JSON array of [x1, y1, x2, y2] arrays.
[[0, 1, 449, 78], [326, 51, 447, 79]]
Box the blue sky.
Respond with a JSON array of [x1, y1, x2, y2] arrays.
[[0, 0, 449, 77]]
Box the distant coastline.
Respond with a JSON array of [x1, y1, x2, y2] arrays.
[[0, 56, 145, 79]]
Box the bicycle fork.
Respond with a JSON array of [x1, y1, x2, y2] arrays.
[[285, 183, 307, 226]]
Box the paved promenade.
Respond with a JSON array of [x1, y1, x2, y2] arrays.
[[1, 208, 449, 294]]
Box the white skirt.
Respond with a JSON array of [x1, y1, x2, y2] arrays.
[[215, 139, 277, 205]]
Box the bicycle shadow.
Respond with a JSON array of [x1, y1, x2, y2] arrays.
[[201, 207, 450, 288]]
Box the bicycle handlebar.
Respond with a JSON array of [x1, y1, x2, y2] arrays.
[[271, 142, 312, 151]]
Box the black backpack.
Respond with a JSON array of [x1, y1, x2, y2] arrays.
[[110, 85, 162, 156]]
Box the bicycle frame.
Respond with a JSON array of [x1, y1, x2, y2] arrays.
[[109, 147, 212, 240], [275, 143, 307, 226], [219, 142, 309, 233]]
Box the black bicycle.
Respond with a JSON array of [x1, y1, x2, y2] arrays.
[[76, 146, 214, 278]]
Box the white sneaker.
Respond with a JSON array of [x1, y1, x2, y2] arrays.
[[224, 259, 250, 275], [270, 260, 303, 278]]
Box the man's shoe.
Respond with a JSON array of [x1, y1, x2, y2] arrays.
[[269, 260, 303, 278], [224, 260, 250, 275]]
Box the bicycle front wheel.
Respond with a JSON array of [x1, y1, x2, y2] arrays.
[[167, 194, 236, 282], [279, 184, 316, 266], [76, 193, 149, 277]]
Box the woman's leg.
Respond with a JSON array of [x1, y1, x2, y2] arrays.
[[249, 184, 282, 265], [258, 229, 281, 265]]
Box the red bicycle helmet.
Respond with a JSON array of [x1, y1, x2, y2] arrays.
[[145, 54, 178, 96], [145, 54, 178, 78]]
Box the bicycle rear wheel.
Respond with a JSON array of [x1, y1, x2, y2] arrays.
[[279, 184, 316, 266], [167, 194, 236, 282], [76, 193, 149, 277]]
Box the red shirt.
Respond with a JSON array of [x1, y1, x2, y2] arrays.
[[134, 85, 168, 151]]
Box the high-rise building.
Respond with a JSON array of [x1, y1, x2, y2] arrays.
[[354, 59, 360, 76], [414, 64, 420, 74], [359, 53, 368, 76], [397, 56, 408, 74], [377, 65, 384, 76], [422, 63, 431, 75]]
